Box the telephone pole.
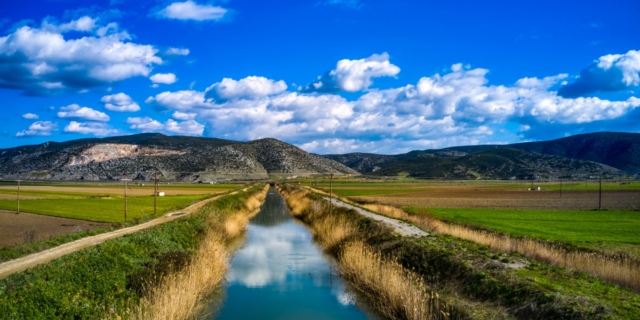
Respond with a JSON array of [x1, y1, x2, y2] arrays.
[[121, 173, 132, 223], [154, 172, 158, 216], [329, 173, 334, 215], [16, 180, 22, 214], [598, 174, 602, 210], [559, 178, 563, 199]]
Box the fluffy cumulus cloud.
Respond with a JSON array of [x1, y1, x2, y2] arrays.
[[16, 121, 58, 137], [172, 111, 196, 120], [301, 53, 400, 92], [559, 49, 640, 97], [127, 116, 204, 136], [22, 113, 39, 119], [57, 104, 110, 121], [150, 73, 177, 85], [205, 76, 287, 102], [144, 55, 640, 154], [156, 1, 228, 21], [63, 121, 117, 136], [101, 93, 140, 112], [0, 16, 162, 95]]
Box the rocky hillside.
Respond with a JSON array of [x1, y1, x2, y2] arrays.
[[367, 148, 620, 179], [0, 134, 357, 181], [325, 132, 638, 178]]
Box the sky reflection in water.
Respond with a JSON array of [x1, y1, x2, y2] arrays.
[[209, 189, 383, 319]]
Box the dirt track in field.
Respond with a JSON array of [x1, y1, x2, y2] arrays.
[[354, 188, 640, 210], [0, 210, 109, 249], [0, 194, 224, 279]]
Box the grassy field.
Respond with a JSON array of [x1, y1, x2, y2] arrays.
[[0, 182, 240, 223], [0, 195, 209, 223], [406, 207, 640, 245]]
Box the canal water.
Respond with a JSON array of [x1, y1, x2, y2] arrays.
[[205, 187, 384, 319]]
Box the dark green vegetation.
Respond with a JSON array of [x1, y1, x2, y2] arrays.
[[286, 185, 640, 319], [406, 207, 640, 245], [0, 195, 208, 223], [324, 131, 640, 177], [0, 188, 260, 319]]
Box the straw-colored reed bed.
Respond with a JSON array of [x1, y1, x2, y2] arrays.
[[357, 201, 640, 292], [130, 185, 269, 320], [278, 186, 456, 320]]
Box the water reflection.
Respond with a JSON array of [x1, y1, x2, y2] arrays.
[[208, 188, 384, 319]]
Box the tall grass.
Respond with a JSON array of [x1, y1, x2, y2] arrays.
[[353, 199, 640, 292], [130, 185, 269, 320], [278, 185, 457, 320]]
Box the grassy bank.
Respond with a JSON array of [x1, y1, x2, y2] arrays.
[[286, 185, 640, 319], [0, 185, 267, 319]]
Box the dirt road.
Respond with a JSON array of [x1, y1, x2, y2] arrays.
[[0, 194, 224, 279], [324, 197, 428, 237]]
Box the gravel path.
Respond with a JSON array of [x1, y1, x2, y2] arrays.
[[324, 197, 428, 237], [0, 194, 225, 279]]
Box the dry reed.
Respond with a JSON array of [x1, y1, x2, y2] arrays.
[[279, 185, 455, 320], [355, 200, 640, 292], [130, 184, 269, 320], [341, 241, 451, 320]]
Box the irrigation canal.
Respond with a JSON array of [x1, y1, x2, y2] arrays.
[[204, 187, 385, 319]]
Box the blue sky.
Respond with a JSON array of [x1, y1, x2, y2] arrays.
[[1, 0, 639, 154]]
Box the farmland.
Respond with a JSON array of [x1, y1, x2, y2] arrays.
[[0, 182, 239, 250]]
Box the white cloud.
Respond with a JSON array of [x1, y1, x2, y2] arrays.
[[150, 73, 178, 84], [559, 49, 640, 97], [127, 116, 204, 136], [146, 90, 213, 110], [63, 121, 117, 136], [0, 17, 162, 95], [302, 53, 400, 92], [157, 1, 228, 21], [101, 93, 140, 112], [165, 47, 190, 55], [57, 104, 110, 121], [172, 111, 196, 120], [126, 117, 164, 132], [205, 76, 287, 102], [16, 121, 58, 137], [165, 119, 205, 135], [22, 113, 39, 119], [144, 56, 640, 154]]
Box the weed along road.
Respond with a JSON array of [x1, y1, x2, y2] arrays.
[[324, 197, 428, 237], [204, 187, 385, 319], [0, 194, 225, 280]]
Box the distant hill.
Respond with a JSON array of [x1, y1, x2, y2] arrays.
[[324, 132, 639, 178], [0, 134, 357, 181]]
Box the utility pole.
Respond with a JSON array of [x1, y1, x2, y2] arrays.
[[329, 173, 334, 215], [154, 171, 158, 216], [559, 178, 563, 199], [598, 174, 602, 210], [121, 173, 132, 223], [16, 180, 22, 214]]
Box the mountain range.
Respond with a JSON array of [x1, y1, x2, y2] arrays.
[[0, 134, 357, 181], [324, 132, 640, 179], [0, 132, 637, 181]]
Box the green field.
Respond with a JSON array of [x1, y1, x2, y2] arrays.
[[406, 207, 640, 245], [0, 195, 211, 223]]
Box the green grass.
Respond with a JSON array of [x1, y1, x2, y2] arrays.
[[0, 187, 260, 319], [405, 207, 640, 245], [0, 195, 210, 223]]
